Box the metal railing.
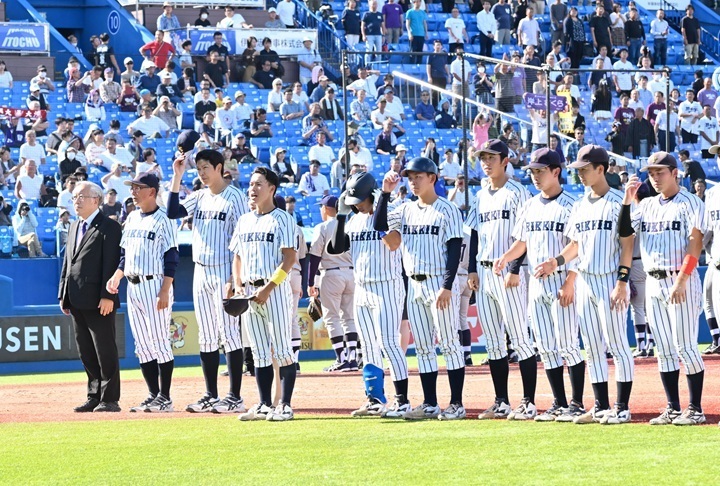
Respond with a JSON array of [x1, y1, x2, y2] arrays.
[[293, 0, 349, 79]]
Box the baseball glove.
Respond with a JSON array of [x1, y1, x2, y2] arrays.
[[307, 296, 323, 322], [223, 295, 253, 317]]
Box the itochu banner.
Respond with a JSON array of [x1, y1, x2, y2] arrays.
[[0, 23, 49, 53], [176, 27, 318, 57]]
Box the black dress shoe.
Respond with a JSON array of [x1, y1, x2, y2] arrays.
[[74, 398, 100, 413], [93, 401, 121, 412]]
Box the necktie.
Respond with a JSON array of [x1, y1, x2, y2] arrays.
[[80, 221, 88, 238]]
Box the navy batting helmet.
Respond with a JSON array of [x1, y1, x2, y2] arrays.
[[344, 172, 378, 205], [401, 156, 438, 177], [223, 295, 252, 317]]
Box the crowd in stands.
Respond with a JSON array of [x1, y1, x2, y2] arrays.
[[0, 1, 717, 259]]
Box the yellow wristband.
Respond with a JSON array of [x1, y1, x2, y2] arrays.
[[270, 268, 288, 286]]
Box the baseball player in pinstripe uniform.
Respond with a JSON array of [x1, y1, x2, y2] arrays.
[[167, 149, 250, 414], [624, 152, 706, 425], [466, 140, 538, 421], [106, 172, 179, 413], [536, 145, 635, 425], [702, 224, 720, 354], [375, 157, 467, 421], [457, 230, 474, 366], [230, 167, 298, 422], [494, 148, 587, 422], [308, 197, 360, 372], [326, 172, 410, 418]]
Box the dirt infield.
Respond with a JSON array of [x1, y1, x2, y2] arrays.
[[2, 356, 720, 424]]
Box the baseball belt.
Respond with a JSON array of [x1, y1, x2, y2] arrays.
[[647, 269, 680, 280], [127, 275, 156, 285]]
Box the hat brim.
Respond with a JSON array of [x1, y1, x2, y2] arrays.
[[568, 160, 594, 169], [527, 162, 562, 169], [123, 180, 151, 188], [345, 194, 368, 205], [476, 148, 507, 158], [639, 163, 676, 172], [709, 145, 720, 155]]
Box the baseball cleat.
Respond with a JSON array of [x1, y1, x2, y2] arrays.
[[266, 404, 294, 422], [351, 398, 387, 417], [573, 400, 610, 424], [507, 351, 519, 364], [93, 401, 121, 412], [646, 348, 655, 357], [324, 360, 351, 372], [438, 403, 466, 421], [649, 406, 682, 425], [600, 403, 631, 425], [381, 396, 411, 418], [220, 369, 229, 377], [211, 394, 246, 414], [239, 403, 273, 421], [465, 355, 474, 366], [144, 394, 174, 413], [479, 357, 490, 366], [632, 349, 647, 358], [343, 359, 360, 372], [672, 405, 706, 426], [130, 395, 156, 413], [477, 399, 512, 420], [186, 393, 220, 413], [702, 343, 719, 355], [507, 398, 537, 421], [555, 401, 586, 422], [534, 400, 567, 422], [404, 403, 441, 420], [73, 398, 100, 413]]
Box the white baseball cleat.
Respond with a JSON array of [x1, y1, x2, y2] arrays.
[[555, 401, 586, 423], [477, 399, 512, 420], [649, 406, 682, 425], [185, 393, 220, 413], [573, 401, 611, 424], [211, 394, 247, 414], [351, 398, 387, 417], [144, 394, 174, 413], [239, 403, 273, 421], [672, 405, 706, 426], [600, 403, 631, 425], [507, 398, 537, 421], [130, 394, 156, 413], [534, 400, 567, 422], [403, 403, 441, 420], [381, 396, 411, 419], [266, 404, 294, 422], [438, 403, 466, 421]]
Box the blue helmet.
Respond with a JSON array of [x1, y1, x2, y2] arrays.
[[400, 156, 438, 176]]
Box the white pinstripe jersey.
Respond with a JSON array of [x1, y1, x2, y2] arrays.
[[345, 210, 403, 284], [705, 185, 720, 264], [181, 185, 249, 266], [388, 197, 464, 277], [514, 191, 577, 270], [565, 188, 624, 275], [120, 208, 178, 277], [466, 178, 531, 263], [632, 190, 705, 270], [228, 208, 296, 282]]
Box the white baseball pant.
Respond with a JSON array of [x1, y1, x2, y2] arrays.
[[127, 276, 174, 364], [456, 274, 471, 332], [290, 269, 302, 346], [575, 271, 634, 384], [407, 275, 464, 373], [319, 268, 357, 338], [244, 280, 295, 368], [355, 279, 409, 381], [193, 262, 243, 353]]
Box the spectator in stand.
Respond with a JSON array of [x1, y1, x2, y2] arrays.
[[362, 0, 385, 65], [273, 148, 297, 184], [84, 89, 106, 122], [206, 31, 231, 73], [157, 2, 181, 32], [101, 163, 132, 202], [591, 79, 613, 121], [137, 63, 161, 93], [265, 8, 286, 28], [650, 9, 669, 67], [267, 78, 285, 112], [678, 89, 702, 144], [284, 196, 303, 226], [645, 91, 666, 126], [609, 3, 627, 48], [375, 119, 398, 154], [156, 71, 182, 105], [339, 138, 373, 172], [405, 0, 427, 64], [45, 117, 67, 155], [445, 6, 468, 53], [450, 47, 472, 120], [100, 188, 124, 221], [303, 108, 334, 144], [347, 65, 380, 100], [564, 7, 586, 73], [128, 105, 170, 138], [612, 48, 634, 97], [137, 89, 157, 114], [203, 51, 228, 89], [426, 39, 449, 107], [231, 91, 254, 127], [493, 59, 516, 130], [350, 89, 372, 123], [624, 8, 644, 65], [84, 66, 105, 92], [420, 138, 440, 166], [118, 79, 141, 113], [308, 132, 337, 166], [383, 0, 404, 45], [127, 130, 146, 164], [694, 179, 706, 201], [86, 35, 100, 65], [320, 88, 344, 121], [491, 0, 512, 46], [57, 177, 77, 218], [19, 130, 46, 166], [27, 82, 50, 111], [0, 146, 17, 189], [415, 90, 435, 120], [60, 148, 82, 184], [153, 96, 180, 131], [0, 60, 13, 89], [564, 126, 587, 164], [218, 5, 253, 28], [257, 37, 284, 79], [298, 160, 330, 197], [472, 111, 493, 149], [84, 129, 106, 168], [549, 0, 567, 45], [281, 88, 304, 121], [121, 57, 140, 86], [382, 87, 405, 122], [435, 99, 458, 129], [94, 33, 121, 73], [99, 69, 122, 104], [14, 160, 45, 200], [476, 1, 496, 57], [252, 60, 277, 89], [297, 37, 321, 87], [698, 105, 719, 159], [678, 150, 706, 190], [681, 5, 701, 66], [654, 100, 679, 152], [176, 66, 196, 101], [342, 0, 362, 54], [139, 30, 176, 73], [590, 4, 612, 54], [521, 46, 540, 96], [12, 201, 45, 258], [310, 76, 330, 104], [627, 88, 644, 111], [614, 94, 634, 149], [194, 7, 211, 27], [692, 70, 705, 94], [517, 7, 541, 49], [178, 40, 195, 79], [698, 78, 719, 117], [29, 65, 54, 100], [250, 108, 273, 138], [636, 75, 653, 110], [278, 0, 296, 28]]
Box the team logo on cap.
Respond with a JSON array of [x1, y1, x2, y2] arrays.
[[648, 153, 657, 164], [484, 141, 491, 149]]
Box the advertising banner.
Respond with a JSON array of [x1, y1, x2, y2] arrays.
[[0, 23, 49, 53], [178, 27, 317, 57]]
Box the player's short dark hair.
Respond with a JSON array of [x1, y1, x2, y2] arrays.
[[591, 161, 608, 174], [252, 167, 279, 197], [196, 149, 225, 170]]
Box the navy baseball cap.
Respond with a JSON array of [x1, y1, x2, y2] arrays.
[[176, 129, 200, 154], [317, 195, 338, 209], [476, 139, 509, 159], [274, 194, 286, 210], [124, 172, 160, 191], [640, 151, 677, 172], [528, 147, 562, 169], [568, 145, 609, 168]]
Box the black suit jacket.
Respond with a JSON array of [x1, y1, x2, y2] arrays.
[[58, 211, 122, 311]]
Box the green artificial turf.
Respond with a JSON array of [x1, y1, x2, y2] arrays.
[[0, 417, 716, 485]]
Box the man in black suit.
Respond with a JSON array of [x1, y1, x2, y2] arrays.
[[59, 181, 123, 412]]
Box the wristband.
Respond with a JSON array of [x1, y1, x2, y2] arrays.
[[554, 255, 565, 267], [270, 268, 288, 285], [681, 255, 698, 276], [378, 231, 387, 238], [617, 265, 631, 283]]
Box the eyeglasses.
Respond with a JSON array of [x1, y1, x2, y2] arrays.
[[71, 194, 98, 201]]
